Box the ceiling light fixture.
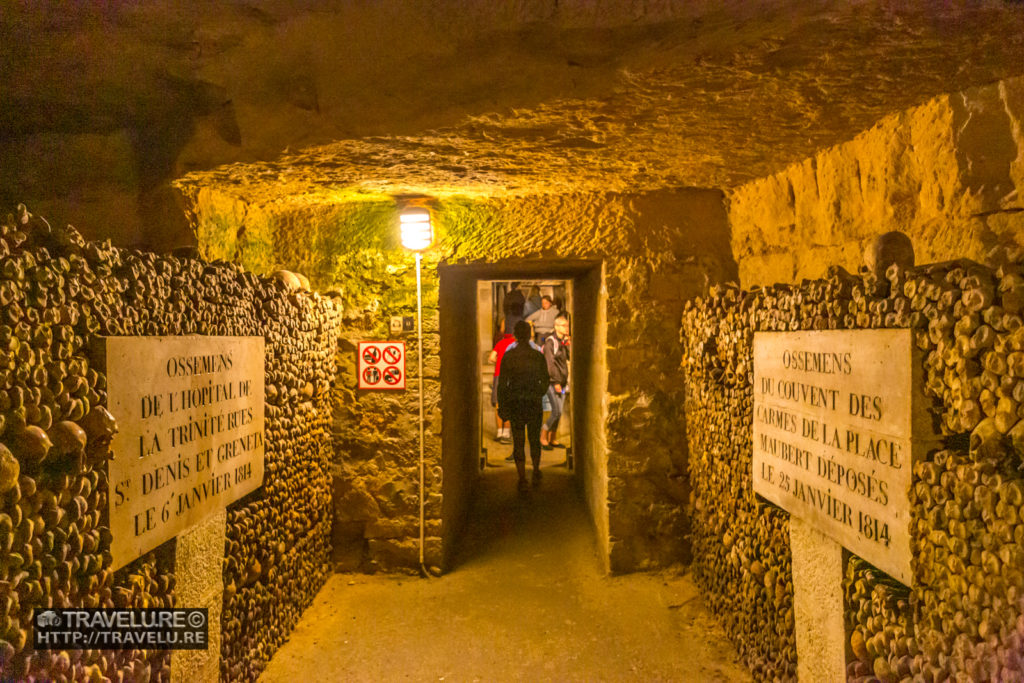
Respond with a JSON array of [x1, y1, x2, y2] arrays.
[[399, 208, 433, 251]]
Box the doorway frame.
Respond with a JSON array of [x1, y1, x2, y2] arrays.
[[438, 259, 608, 572], [476, 277, 574, 469]]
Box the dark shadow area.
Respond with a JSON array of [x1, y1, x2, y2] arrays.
[[449, 461, 585, 571]]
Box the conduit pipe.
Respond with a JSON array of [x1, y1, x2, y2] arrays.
[[416, 251, 427, 576]]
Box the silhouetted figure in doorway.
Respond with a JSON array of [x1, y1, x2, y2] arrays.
[[501, 285, 526, 336], [497, 320, 549, 492], [523, 285, 543, 318]]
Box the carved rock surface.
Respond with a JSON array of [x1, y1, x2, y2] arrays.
[[4, 3, 1024, 246], [729, 77, 1024, 288]]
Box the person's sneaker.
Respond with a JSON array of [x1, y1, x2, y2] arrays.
[[517, 478, 530, 493], [498, 429, 512, 444], [505, 453, 515, 462], [542, 443, 553, 451]]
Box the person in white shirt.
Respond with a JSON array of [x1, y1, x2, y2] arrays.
[[525, 296, 559, 344]]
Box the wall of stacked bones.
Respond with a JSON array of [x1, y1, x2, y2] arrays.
[[0, 205, 341, 682], [682, 253, 1024, 681]]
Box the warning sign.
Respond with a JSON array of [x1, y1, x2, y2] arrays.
[[358, 341, 406, 390], [383, 345, 401, 364]]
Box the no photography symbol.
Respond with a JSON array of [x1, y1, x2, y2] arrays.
[[383, 366, 402, 384], [383, 345, 401, 364]]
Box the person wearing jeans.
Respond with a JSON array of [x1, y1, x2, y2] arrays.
[[542, 315, 570, 450]]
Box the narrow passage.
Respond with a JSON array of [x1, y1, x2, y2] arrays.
[[260, 464, 750, 681]]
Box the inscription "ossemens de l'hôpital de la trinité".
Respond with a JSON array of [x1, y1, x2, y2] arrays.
[[105, 337, 265, 569]]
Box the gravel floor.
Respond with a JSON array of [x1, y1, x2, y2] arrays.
[[259, 459, 750, 682]]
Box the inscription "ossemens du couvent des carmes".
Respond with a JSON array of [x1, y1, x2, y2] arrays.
[[752, 329, 938, 585]]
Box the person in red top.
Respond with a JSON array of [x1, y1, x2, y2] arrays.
[[489, 332, 516, 443]]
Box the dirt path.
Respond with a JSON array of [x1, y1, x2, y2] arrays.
[[260, 459, 750, 682]]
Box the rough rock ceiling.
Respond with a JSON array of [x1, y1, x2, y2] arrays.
[[4, 1, 1024, 211], [177, 0, 1024, 205]]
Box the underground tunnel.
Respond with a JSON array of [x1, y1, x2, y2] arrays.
[[2, 1, 1024, 681]]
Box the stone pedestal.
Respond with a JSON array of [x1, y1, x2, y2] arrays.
[[171, 511, 226, 683], [790, 517, 846, 683]]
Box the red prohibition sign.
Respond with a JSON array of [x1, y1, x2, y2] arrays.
[[382, 345, 401, 364], [362, 366, 381, 384], [362, 346, 381, 364], [382, 366, 402, 384]]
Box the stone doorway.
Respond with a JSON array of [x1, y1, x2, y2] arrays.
[[438, 261, 608, 572], [476, 277, 573, 468]]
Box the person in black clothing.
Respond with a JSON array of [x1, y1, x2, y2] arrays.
[[497, 320, 549, 491], [500, 285, 526, 337]]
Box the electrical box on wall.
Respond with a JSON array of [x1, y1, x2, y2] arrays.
[[390, 316, 414, 335]]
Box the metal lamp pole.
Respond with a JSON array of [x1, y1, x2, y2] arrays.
[[399, 207, 431, 576], [415, 250, 425, 573]]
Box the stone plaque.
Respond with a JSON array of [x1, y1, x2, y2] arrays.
[[106, 337, 265, 570], [753, 329, 937, 585]]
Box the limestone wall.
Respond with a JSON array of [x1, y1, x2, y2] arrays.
[[729, 76, 1024, 289], [570, 265, 611, 566], [681, 259, 1024, 681], [0, 205, 341, 681], [184, 186, 737, 574]]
